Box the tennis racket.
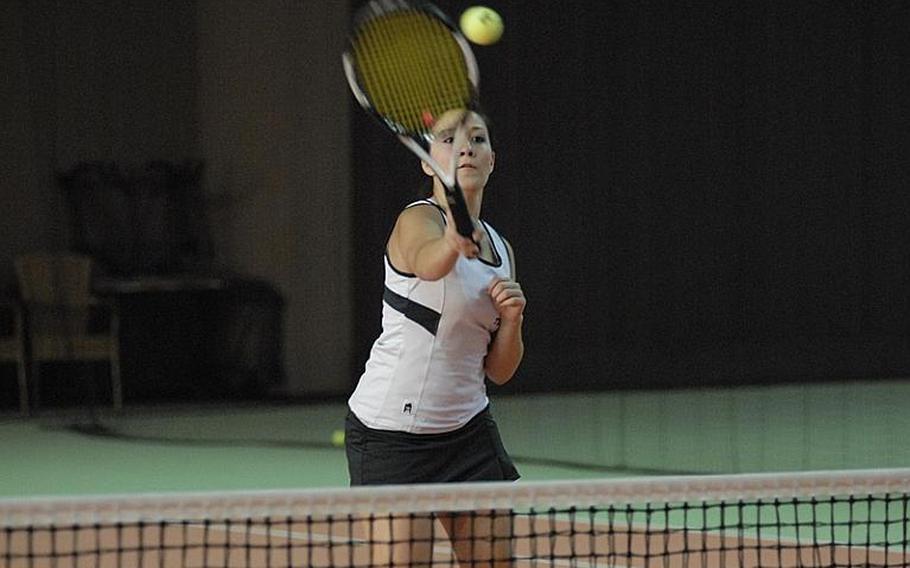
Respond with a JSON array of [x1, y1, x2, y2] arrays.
[[343, 0, 480, 238]]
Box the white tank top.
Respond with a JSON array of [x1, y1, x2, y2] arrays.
[[348, 199, 513, 434]]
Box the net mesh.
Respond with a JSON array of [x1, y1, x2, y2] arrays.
[[2, 468, 909, 567], [350, 7, 474, 136]]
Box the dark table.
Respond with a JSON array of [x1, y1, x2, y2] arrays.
[[94, 274, 283, 403]]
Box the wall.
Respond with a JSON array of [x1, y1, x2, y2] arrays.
[[2, 1, 198, 285], [0, 1, 353, 399], [351, 1, 910, 394], [0, 1, 55, 276], [494, 378, 910, 474], [196, 1, 352, 394]]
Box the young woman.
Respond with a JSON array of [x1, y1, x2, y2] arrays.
[[346, 109, 526, 566]]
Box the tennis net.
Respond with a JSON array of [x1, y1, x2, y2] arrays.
[[2, 468, 908, 567]]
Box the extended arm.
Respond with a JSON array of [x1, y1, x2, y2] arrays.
[[388, 205, 480, 281]]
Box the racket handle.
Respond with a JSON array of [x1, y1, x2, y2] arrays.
[[446, 186, 475, 238]]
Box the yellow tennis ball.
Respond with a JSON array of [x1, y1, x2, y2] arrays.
[[460, 6, 503, 46], [331, 429, 345, 447]]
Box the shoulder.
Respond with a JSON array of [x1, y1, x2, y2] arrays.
[[388, 200, 444, 250], [401, 199, 445, 219], [394, 200, 446, 233], [388, 200, 447, 275]]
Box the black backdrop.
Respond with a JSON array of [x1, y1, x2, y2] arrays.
[[350, 1, 910, 394]]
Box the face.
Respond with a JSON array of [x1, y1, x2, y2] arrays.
[[423, 110, 495, 192]]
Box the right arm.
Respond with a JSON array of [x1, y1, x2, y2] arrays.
[[388, 205, 479, 281]]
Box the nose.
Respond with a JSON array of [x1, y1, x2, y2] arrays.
[[459, 141, 475, 156]]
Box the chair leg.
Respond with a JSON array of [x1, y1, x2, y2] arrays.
[[31, 361, 41, 413], [111, 350, 123, 412], [17, 360, 28, 416]]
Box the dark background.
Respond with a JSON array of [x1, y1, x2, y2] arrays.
[[2, 1, 908, 406], [352, 1, 910, 394]]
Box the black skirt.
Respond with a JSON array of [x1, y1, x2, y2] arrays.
[[345, 406, 520, 486]]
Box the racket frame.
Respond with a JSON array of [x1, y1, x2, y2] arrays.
[[342, 1, 480, 238]]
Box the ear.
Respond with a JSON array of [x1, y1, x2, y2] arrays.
[[421, 160, 435, 177], [489, 150, 496, 173]]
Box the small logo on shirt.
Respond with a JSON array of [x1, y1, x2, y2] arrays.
[[402, 402, 413, 414]]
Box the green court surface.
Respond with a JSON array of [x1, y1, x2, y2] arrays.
[[0, 401, 599, 498], [1, 378, 908, 498]]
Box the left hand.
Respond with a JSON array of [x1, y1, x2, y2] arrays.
[[488, 277, 526, 323]]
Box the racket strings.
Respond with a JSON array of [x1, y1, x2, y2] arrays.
[[356, 16, 410, 119], [358, 13, 460, 127], [352, 10, 472, 135]]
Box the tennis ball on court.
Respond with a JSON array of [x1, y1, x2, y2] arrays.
[[331, 429, 345, 447], [460, 6, 503, 46]]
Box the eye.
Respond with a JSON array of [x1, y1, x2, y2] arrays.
[[472, 135, 487, 144]]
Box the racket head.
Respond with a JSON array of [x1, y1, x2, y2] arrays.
[[342, 1, 480, 144]]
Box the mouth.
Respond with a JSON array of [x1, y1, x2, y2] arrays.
[[457, 164, 477, 170]]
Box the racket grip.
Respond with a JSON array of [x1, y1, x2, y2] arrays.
[[446, 187, 475, 238]]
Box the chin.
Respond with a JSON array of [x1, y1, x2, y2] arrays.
[[457, 175, 486, 191]]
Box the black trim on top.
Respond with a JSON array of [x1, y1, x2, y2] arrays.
[[477, 219, 503, 268], [383, 286, 441, 336], [427, 198, 502, 267], [409, 198, 447, 223], [385, 252, 416, 278], [384, 200, 445, 277], [383, 199, 503, 270]]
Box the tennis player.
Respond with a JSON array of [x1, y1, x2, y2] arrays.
[[346, 109, 525, 566]]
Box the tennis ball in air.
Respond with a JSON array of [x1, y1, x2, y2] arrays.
[[331, 429, 345, 447], [460, 6, 504, 46]]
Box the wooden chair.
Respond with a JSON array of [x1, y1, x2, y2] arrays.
[[0, 299, 29, 415], [14, 254, 122, 411]]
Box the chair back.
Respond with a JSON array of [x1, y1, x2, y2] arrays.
[[15, 254, 94, 337]]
